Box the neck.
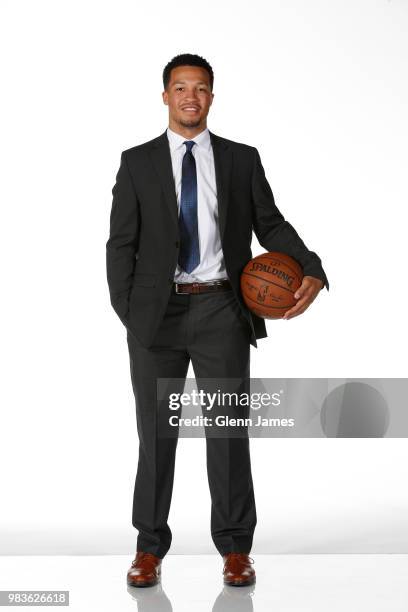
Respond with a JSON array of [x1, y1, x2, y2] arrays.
[[168, 121, 207, 139]]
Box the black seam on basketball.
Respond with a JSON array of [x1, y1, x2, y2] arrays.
[[242, 272, 296, 295], [252, 256, 303, 283], [243, 293, 291, 310]]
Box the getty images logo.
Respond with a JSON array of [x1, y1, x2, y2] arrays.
[[167, 388, 284, 411]]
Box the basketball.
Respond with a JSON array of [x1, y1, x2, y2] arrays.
[[240, 252, 304, 319]]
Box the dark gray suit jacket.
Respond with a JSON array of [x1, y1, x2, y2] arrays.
[[106, 129, 329, 348]]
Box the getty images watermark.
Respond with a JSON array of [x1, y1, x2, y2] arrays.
[[166, 386, 288, 427], [155, 378, 408, 438]]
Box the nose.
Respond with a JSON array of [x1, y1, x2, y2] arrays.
[[183, 90, 199, 102]]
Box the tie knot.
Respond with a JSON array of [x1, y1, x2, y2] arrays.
[[183, 140, 196, 153]]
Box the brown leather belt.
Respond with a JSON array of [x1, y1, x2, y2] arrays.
[[173, 279, 232, 294]]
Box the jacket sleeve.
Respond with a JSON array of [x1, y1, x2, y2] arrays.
[[106, 151, 141, 325], [251, 147, 329, 291]]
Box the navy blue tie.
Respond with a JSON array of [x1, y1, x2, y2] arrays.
[[178, 140, 200, 273]]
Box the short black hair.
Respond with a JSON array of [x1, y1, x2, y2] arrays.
[[163, 53, 214, 91]]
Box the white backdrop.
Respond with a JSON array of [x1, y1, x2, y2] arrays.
[[1, 0, 407, 555]]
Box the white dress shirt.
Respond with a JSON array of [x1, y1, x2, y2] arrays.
[[166, 126, 229, 283]]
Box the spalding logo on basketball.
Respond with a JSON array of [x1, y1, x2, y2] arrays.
[[240, 252, 303, 319]]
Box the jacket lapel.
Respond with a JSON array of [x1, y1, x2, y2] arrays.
[[149, 131, 179, 231], [209, 130, 232, 242], [148, 129, 232, 241]]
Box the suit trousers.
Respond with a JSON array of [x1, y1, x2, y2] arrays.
[[126, 286, 257, 558]]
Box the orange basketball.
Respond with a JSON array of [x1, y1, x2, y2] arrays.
[[240, 252, 303, 319]]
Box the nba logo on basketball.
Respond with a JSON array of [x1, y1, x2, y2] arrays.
[[257, 284, 269, 302]]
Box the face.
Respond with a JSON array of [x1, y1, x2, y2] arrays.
[[162, 65, 214, 132]]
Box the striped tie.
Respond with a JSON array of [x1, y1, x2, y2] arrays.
[[178, 140, 200, 273]]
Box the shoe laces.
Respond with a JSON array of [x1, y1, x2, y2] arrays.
[[131, 552, 159, 569], [223, 553, 254, 571]]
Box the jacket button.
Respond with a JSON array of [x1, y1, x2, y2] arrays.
[[168, 279, 173, 285]]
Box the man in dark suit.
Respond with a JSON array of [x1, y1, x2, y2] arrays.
[[106, 53, 328, 588]]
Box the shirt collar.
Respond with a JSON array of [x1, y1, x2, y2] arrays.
[[166, 126, 211, 153]]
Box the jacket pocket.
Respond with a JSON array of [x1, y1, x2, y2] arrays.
[[131, 273, 157, 288]]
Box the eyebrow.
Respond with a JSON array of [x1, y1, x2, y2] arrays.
[[173, 81, 208, 86]]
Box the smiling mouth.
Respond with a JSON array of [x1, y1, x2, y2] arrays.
[[182, 107, 200, 112]]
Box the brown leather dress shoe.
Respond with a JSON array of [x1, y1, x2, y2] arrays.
[[127, 551, 162, 587], [222, 553, 256, 586]]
